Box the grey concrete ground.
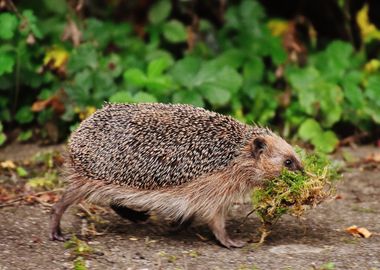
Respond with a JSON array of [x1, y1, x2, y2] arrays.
[[0, 145, 379, 270]]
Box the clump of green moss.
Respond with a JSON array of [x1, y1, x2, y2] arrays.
[[252, 148, 340, 229]]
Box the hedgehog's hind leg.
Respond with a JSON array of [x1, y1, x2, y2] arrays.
[[208, 212, 245, 248], [50, 187, 84, 241], [110, 204, 150, 222]]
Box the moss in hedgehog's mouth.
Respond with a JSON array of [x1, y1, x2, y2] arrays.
[[251, 149, 341, 224]]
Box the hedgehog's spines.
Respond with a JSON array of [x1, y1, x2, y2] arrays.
[[68, 103, 259, 190]]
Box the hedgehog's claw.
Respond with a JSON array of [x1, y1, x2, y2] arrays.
[[49, 228, 67, 241]]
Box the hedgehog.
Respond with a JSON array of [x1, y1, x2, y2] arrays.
[[50, 103, 303, 248]]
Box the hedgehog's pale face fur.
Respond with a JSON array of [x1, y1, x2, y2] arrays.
[[247, 133, 303, 183]]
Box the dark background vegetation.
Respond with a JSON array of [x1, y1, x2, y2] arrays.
[[1, 0, 380, 153]]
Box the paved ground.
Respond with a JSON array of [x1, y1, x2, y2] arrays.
[[0, 144, 379, 270]]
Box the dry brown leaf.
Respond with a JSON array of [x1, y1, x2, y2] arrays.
[[364, 152, 380, 163], [345, 225, 372, 238], [31, 93, 65, 115], [1, 160, 16, 169], [61, 18, 82, 47]]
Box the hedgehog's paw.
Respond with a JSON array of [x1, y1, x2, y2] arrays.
[[227, 238, 246, 248], [49, 227, 67, 241], [216, 235, 245, 248]]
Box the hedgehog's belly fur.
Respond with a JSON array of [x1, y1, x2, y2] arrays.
[[64, 156, 253, 223]]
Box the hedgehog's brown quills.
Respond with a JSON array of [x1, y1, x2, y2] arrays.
[[50, 103, 302, 248]]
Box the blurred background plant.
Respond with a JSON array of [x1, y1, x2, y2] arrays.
[[0, 0, 379, 153]]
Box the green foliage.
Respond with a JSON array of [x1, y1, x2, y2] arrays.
[[0, 122, 6, 146], [0, 0, 379, 150]]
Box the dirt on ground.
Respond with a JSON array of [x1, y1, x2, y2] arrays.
[[0, 144, 379, 270]]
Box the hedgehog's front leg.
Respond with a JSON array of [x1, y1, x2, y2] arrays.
[[208, 212, 245, 248]]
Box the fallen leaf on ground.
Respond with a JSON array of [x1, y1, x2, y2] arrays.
[[0, 160, 16, 169], [364, 152, 380, 163], [345, 225, 372, 238]]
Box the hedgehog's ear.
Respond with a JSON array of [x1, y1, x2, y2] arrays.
[[252, 137, 266, 159]]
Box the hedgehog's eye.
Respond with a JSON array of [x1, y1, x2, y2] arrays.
[[284, 159, 293, 167]]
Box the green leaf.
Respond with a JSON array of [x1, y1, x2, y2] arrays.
[[311, 131, 339, 153], [365, 75, 380, 106], [109, 91, 133, 103], [147, 57, 172, 78], [15, 106, 34, 124], [133, 92, 157, 103], [148, 0, 172, 24], [0, 13, 18, 40], [123, 68, 147, 87], [74, 257, 88, 270], [0, 133, 6, 146], [75, 69, 93, 93], [319, 84, 343, 127], [163, 20, 187, 43], [0, 53, 15, 76], [200, 86, 231, 107], [67, 44, 98, 74], [195, 63, 242, 94], [214, 67, 243, 94], [342, 71, 365, 109], [43, 0, 67, 14], [243, 57, 264, 83], [213, 50, 245, 69], [17, 130, 33, 142], [170, 57, 202, 89], [172, 91, 204, 107], [298, 119, 322, 141], [22, 10, 42, 38], [16, 166, 28, 177]]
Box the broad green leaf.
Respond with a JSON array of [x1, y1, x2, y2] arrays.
[[17, 130, 33, 142], [213, 67, 242, 94], [172, 91, 204, 107], [147, 57, 172, 78], [365, 75, 380, 106], [109, 91, 133, 103], [194, 64, 242, 94], [287, 66, 320, 92], [22, 10, 42, 38], [16, 166, 28, 177], [15, 106, 34, 124], [243, 57, 264, 83], [298, 119, 322, 141], [342, 71, 365, 109], [319, 84, 343, 127], [148, 0, 172, 24], [145, 76, 173, 93], [0, 13, 18, 40], [311, 131, 339, 153], [170, 57, 202, 89], [67, 44, 98, 74], [200, 85, 231, 107], [75, 69, 93, 93], [163, 20, 187, 43], [0, 133, 6, 145], [213, 49, 245, 69], [123, 68, 147, 87], [133, 92, 157, 103], [43, 0, 67, 14], [0, 53, 15, 76]]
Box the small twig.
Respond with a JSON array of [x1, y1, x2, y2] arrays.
[[0, 188, 64, 208], [241, 208, 257, 226]]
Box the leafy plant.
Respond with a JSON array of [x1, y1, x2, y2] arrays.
[[0, 0, 379, 152]]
